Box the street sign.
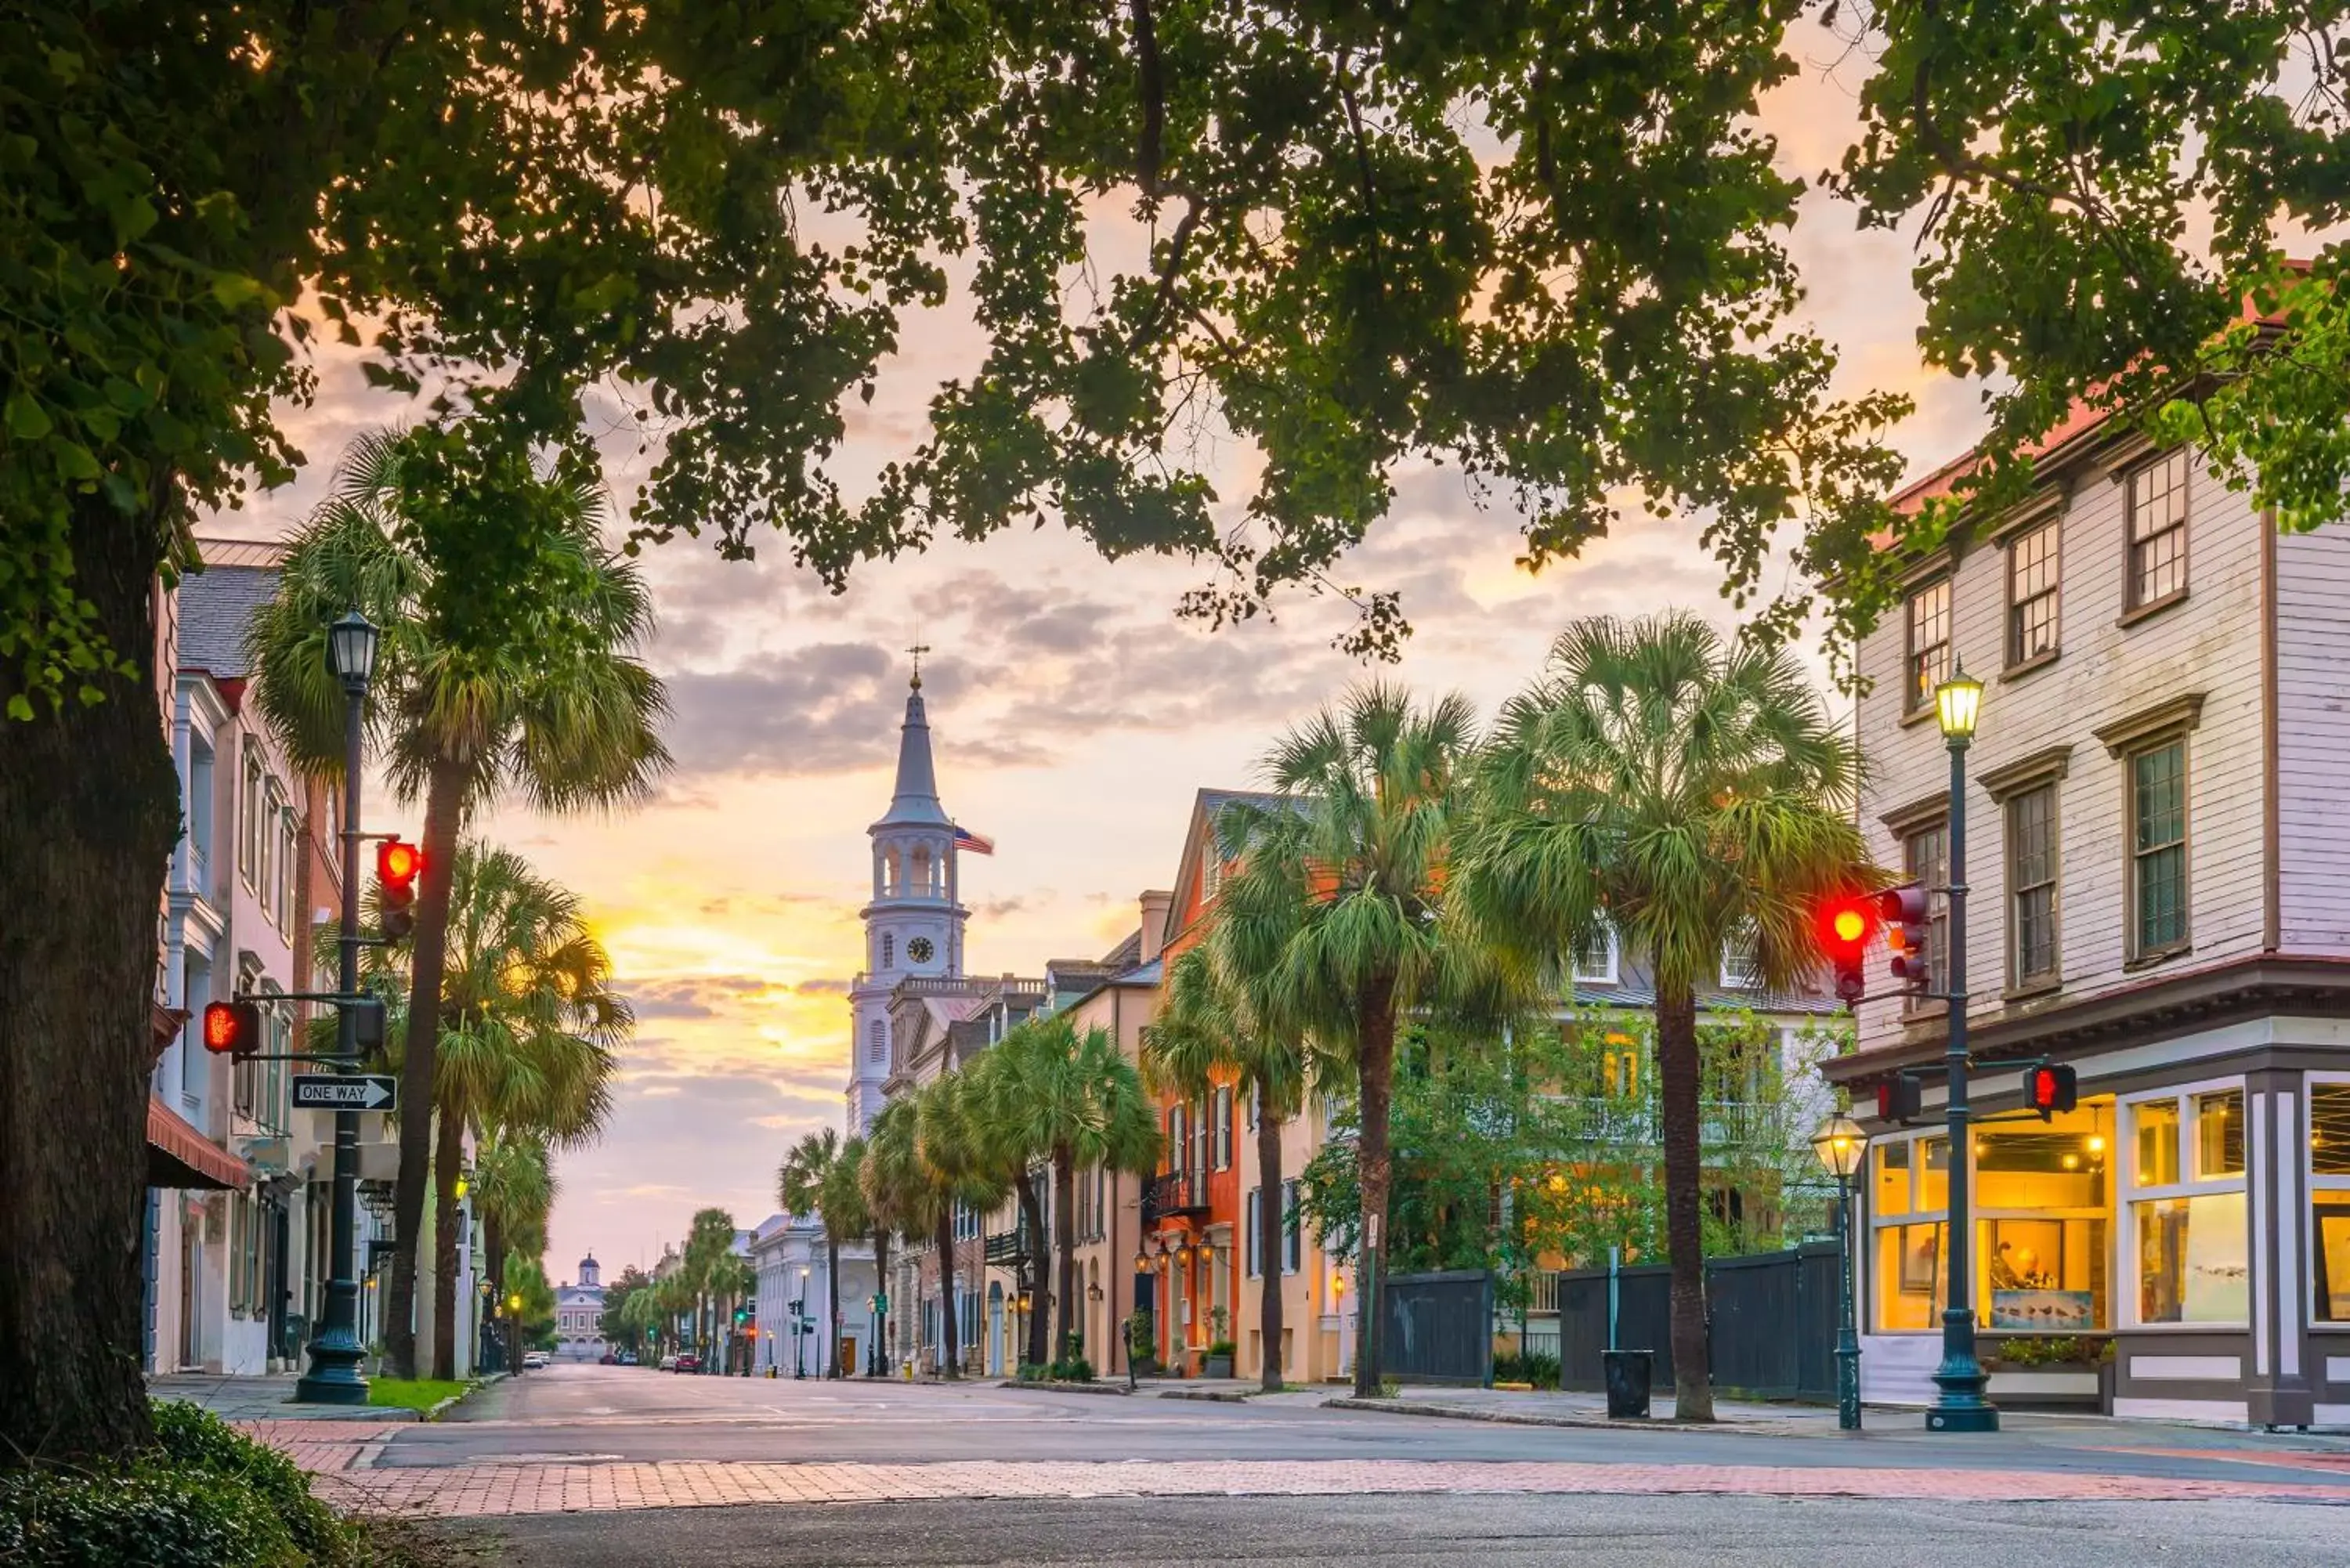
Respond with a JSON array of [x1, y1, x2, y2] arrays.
[[291, 1075, 397, 1111]]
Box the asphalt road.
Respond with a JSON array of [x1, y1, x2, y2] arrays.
[[446, 1491, 2350, 1567], [395, 1364, 2350, 1487]]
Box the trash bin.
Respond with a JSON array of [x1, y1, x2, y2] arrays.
[[1603, 1349, 1654, 1419]]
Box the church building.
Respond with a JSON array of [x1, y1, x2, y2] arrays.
[[553, 1252, 607, 1363]]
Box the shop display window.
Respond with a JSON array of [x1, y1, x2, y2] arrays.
[[2123, 1081, 2247, 1328], [2312, 1083, 2350, 1322]]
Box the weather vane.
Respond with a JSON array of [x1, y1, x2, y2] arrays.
[[906, 640, 931, 689]]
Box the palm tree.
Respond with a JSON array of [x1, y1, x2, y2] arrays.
[[1215, 682, 1527, 1397], [1454, 612, 1867, 1422], [378, 842, 624, 1378], [779, 1129, 873, 1378], [914, 1072, 1010, 1378], [860, 1098, 936, 1375], [250, 427, 669, 1379], [992, 1015, 1160, 1369], [471, 1130, 555, 1339], [683, 1208, 739, 1367], [1144, 945, 1308, 1391], [960, 1045, 1055, 1368]]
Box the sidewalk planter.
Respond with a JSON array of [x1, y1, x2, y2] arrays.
[[1204, 1341, 1235, 1380], [1603, 1349, 1654, 1419], [1982, 1336, 2112, 1410]]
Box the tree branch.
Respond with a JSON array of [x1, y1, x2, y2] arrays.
[[1130, 0, 1166, 202]]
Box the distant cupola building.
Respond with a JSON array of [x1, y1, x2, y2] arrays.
[[845, 668, 970, 1133], [554, 1252, 608, 1363]]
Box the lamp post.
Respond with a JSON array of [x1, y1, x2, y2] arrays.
[[1929, 665, 1998, 1433], [797, 1266, 811, 1379], [296, 611, 378, 1404], [1811, 1111, 1869, 1431], [507, 1290, 524, 1374]]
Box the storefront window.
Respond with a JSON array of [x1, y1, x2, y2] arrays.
[[2134, 1100, 2179, 1186], [2313, 1084, 2350, 1322], [1875, 1141, 1911, 1217], [2124, 1082, 2249, 1328], [1878, 1222, 1947, 1331], [1979, 1111, 2110, 1331], [2135, 1194, 2247, 1324], [1916, 1137, 1949, 1213], [2194, 1090, 2243, 1178]]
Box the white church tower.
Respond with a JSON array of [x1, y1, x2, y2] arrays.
[[845, 663, 967, 1132]]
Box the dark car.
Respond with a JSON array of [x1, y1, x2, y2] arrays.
[[673, 1353, 701, 1373], [599, 1353, 618, 1366]]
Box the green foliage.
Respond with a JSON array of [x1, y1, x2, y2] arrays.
[[1991, 1335, 2110, 1368], [1492, 1351, 1563, 1391], [363, 1380, 467, 1415], [1832, 3, 2350, 609], [146, 1402, 352, 1567], [1046, 1357, 1097, 1384], [1205, 1341, 1236, 1360], [0, 1465, 302, 1568], [1125, 1310, 1155, 1364]]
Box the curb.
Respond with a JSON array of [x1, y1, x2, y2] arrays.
[[1320, 1396, 1825, 1437], [1156, 1389, 1250, 1403], [421, 1374, 504, 1422], [994, 1379, 1132, 1396]]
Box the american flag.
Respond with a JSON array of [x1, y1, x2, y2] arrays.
[[952, 823, 995, 856]]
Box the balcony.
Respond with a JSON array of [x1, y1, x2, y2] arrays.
[[1141, 1170, 1208, 1226], [985, 1229, 1036, 1270]]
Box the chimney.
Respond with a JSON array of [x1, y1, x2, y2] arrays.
[[1138, 890, 1174, 963]]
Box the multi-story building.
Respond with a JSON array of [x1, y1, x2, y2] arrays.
[[1824, 410, 2350, 1424], [553, 1253, 607, 1362]]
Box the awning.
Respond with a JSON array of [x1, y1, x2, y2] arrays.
[[146, 1098, 250, 1190]]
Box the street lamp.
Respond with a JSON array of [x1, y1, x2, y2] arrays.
[[507, 1291, 524, 1375], [1810, 1111, 1868, 1431], [1929, 663, 1997, 1433], [296, 609, 379, 1405], [798, 1266, 812, 1379]]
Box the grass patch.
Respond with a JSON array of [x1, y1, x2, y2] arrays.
[[366, 1379, 468, 1414]]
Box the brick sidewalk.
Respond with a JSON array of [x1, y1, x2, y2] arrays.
[[240, 1421, 2350, 1519]]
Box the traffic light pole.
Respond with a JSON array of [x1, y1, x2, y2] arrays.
[[295, 673, 370, 1404], [1926, 728, 1997, 1433]]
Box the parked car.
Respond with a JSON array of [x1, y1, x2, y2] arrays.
[[617, 1351, 638, 1367], [658, 1354, 678, 1371], [522, 1350, 550, 1370], [673, 1353, 700, 1373], [598, 1353, 617, 1365]]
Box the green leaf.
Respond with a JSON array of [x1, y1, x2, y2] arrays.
[[5, 394, 52, 440]]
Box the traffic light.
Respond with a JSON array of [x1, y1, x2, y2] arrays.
[[1879, 885, 1932, 992], [1817, 894, 1878, 1004], [377, 839, 421, 939], [2024, 1060, 2078, 1121], [1877, 1071, 1923, 1124], [202, 999, 263, 1058]]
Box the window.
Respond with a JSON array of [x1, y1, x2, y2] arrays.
[[1719, 925, 1760, 990], [1571, 924, 1618, 986], [1904, 821, 1950, 999], [880, 932, 894, 970], [1213, 1086, 1233, 1170], [869, 1019, 888, 1065], [240, 747, 262, 882], [2126, 448, 2189, 609], [1282, 1179, 1302, 1274], [1244, 1188, 1260, 1279], [2313, 1083, 2350, 1322], [1905, 580, 1951, 715], [1601, 1034, 1640, 1099], [2008, 518, 2060, 666], [2129, 739, 2189, 957], [2006, 783, 2059, 986], [2124, 1084, 2247, 1326]]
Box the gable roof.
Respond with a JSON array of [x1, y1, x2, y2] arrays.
[[176, 562, 280, 680]]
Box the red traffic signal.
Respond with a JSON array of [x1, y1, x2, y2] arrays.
[[201, 999, 263, 1058], [377, 838, 421, 940], [1879, 885, 1932, 992], [1817, 894, 1877, 1004], [2024, 1060, 2078, 1121]]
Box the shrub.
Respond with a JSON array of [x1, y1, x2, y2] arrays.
[[1014, 1361, 1046, 1382], [149, 1401, 355, 1566], [1492, 1351, 1562, 1390], [1047, 1357, 1095, 1383], [1992, 1335, 2109, 1368], [0, 1464, 303, 1568], [1206, 1340, 1236, 1359]]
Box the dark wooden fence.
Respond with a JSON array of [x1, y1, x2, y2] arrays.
[[1381, 1270, 1495, 1386], [1522, 1241, 1840, 1402]]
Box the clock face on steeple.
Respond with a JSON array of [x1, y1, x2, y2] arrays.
[[907, 937, 935, 964]]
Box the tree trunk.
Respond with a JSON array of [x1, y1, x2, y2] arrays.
[[824, 1235, 841, 1377], [934, 1208, 960, 1378], [0, 503, 180, 1463], [1053, 1148, 1079, 1365], [1256, 1109, 1286, 1392], [430, 1105, 464, 1380], [384, 754, 466, 1379], [1657, 983, 1713, 1421], [1015, 1171, 1050, 1368], [1351, 974, 1397, 1398], [483, 1211, 504, 1370]]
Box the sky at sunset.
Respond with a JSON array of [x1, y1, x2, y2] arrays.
[[201, 22, 2004, 1285]]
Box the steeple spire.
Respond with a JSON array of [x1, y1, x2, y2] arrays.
[[875, 660, 949, 828]]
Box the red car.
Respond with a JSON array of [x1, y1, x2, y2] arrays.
[[672, 1353, 700, 1373]]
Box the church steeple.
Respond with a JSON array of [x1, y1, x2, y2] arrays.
[[874, 661, 948, 829]]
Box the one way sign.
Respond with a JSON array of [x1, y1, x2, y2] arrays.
[[291, 1075, 398, 1111]]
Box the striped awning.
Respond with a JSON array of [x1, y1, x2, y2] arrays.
[[146, 1098, 250, 1190]]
